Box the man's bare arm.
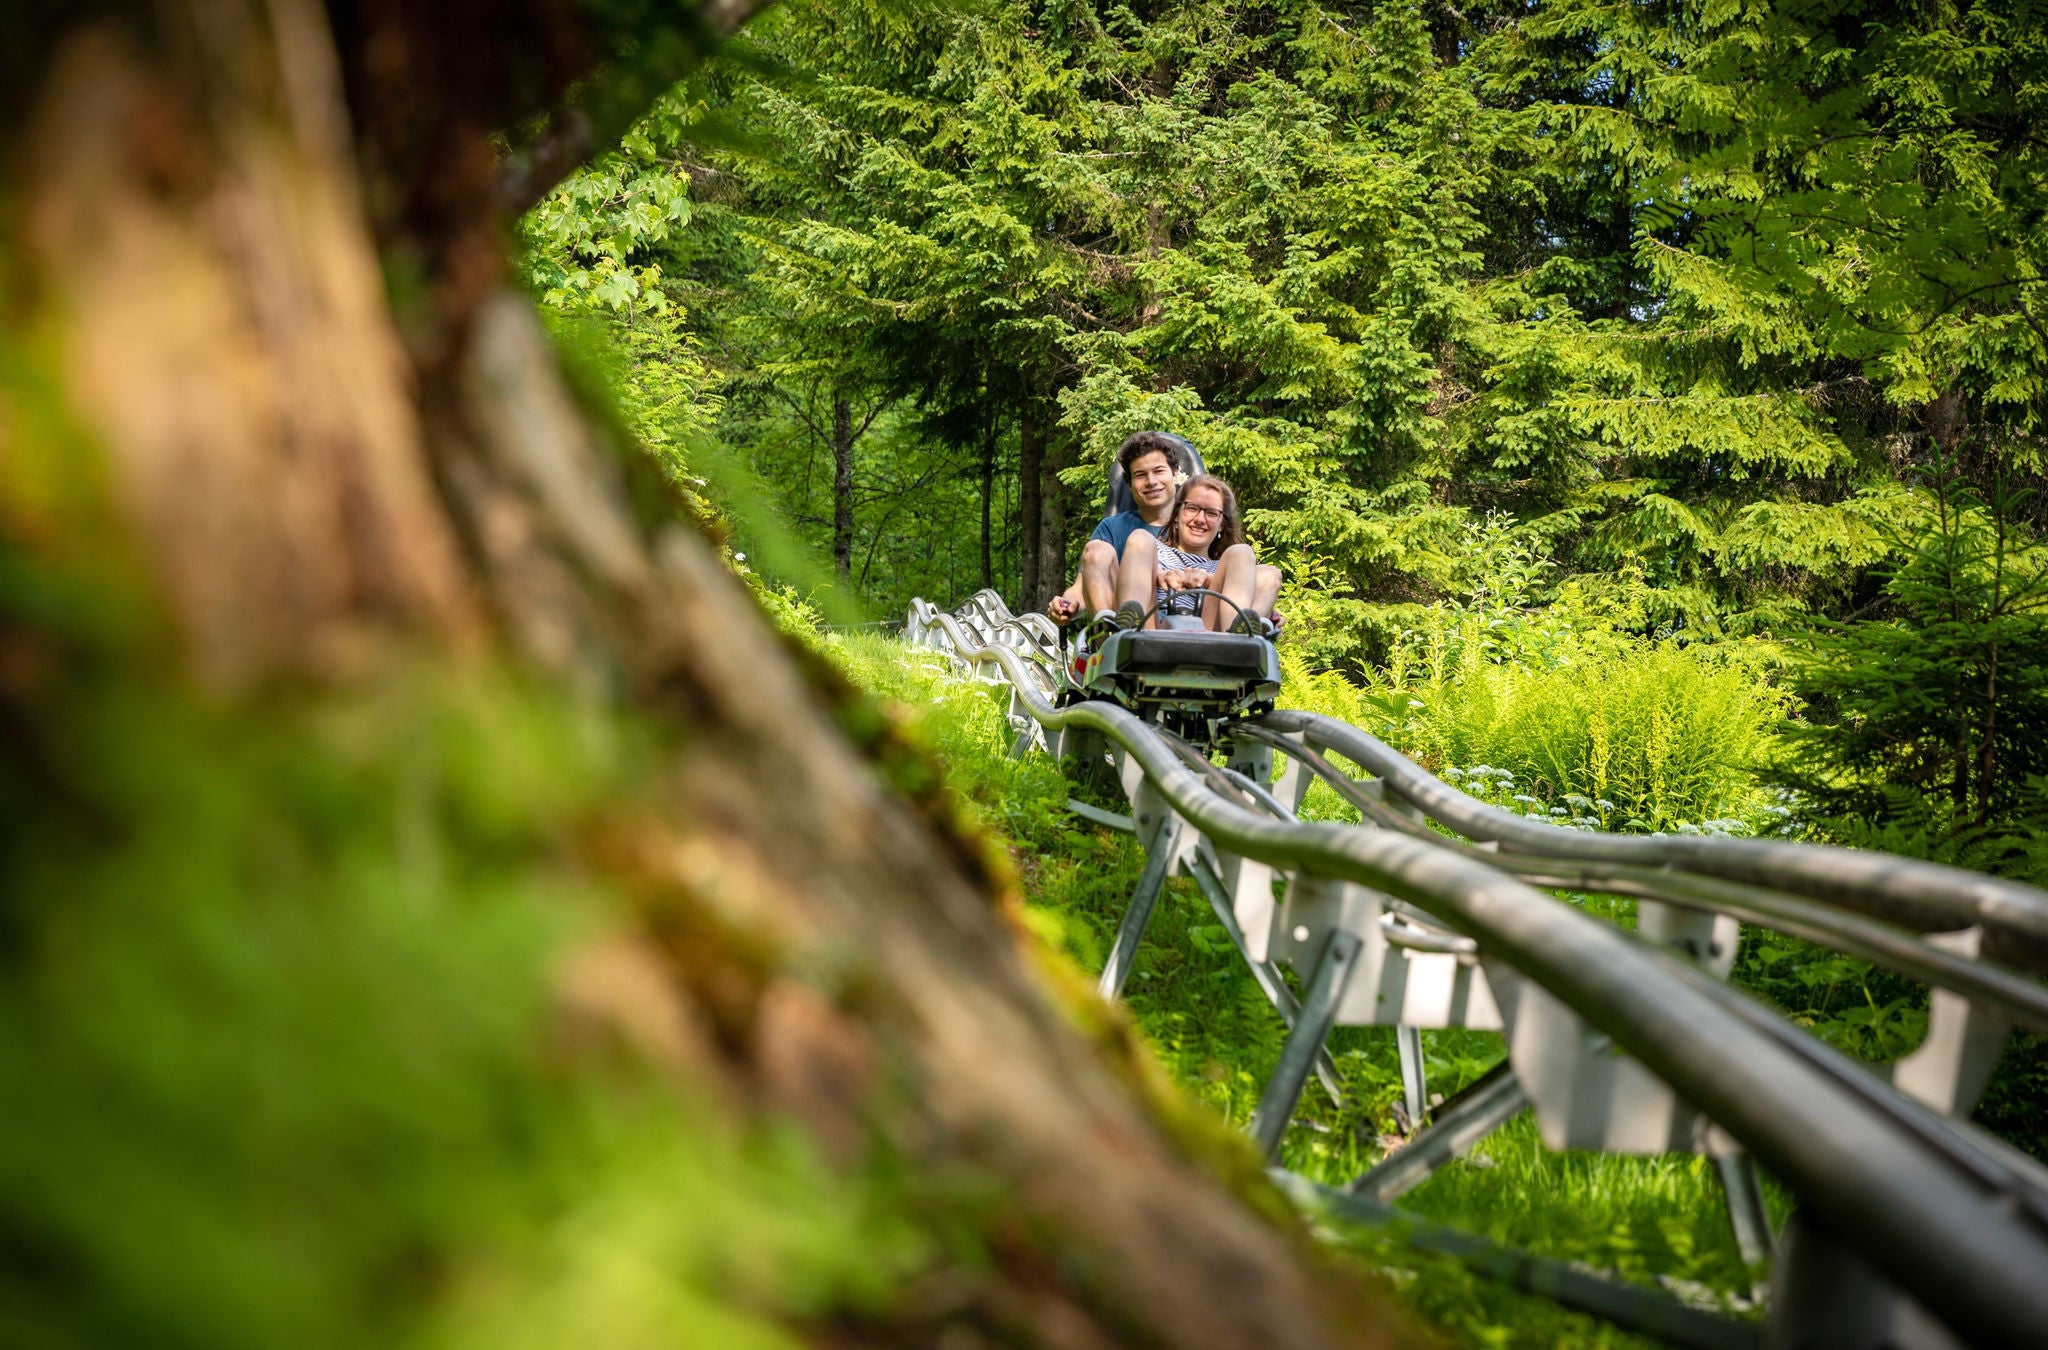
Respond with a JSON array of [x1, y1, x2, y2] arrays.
[[1048, 577, 1085, 624]]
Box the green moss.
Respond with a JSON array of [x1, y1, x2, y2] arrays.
[[0, 535, 938, 1349]]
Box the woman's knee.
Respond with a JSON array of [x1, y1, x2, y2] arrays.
[[1220, 542, 1256, 569], [1120, 531, 1159, 563]]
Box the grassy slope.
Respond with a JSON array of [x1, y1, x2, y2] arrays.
[[828, 635, 1771, 1349]]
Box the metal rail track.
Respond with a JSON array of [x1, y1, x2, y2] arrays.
[[907, 591, 2048, 1348]]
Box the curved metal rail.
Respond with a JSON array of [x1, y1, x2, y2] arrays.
[[910, 592, 2048, 1348], [1237, 721, 2048, 1040], [1258, 710, 2048, 970]]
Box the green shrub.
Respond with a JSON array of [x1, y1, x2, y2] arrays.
[[1773, 479, 2048, 828], [1428, 642, 1781, 833], [1283, 624, 1785, 833]]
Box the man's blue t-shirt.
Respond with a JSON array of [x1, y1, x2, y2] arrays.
[[1090, 510, 1160, 554]]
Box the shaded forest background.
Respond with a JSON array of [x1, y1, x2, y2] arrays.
[[524, 0, 2048, 841]]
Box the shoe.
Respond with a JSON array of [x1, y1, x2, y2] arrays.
[[1114, 601, 1146, 630], [1230, 611, 1273, 638]]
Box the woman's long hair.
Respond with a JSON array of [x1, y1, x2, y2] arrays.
[[1164, 474, 1245, 559]]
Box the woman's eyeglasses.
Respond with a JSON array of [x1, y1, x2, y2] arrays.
[[1180, 504, 1223, 521]]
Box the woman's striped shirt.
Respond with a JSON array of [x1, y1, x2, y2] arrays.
[[1155, 541, 1219, 617]]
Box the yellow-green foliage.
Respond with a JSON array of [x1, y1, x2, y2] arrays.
[[1422, 643, 1781, 832], [1281, 630, 1784, 833]]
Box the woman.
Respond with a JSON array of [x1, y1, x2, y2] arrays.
[[1112, 474, 1265, 633]]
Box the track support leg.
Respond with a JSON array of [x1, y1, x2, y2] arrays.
[[1397, 1024, 1428, 1129], [1349, 1061, 1529, 1202], [1187, 852, 1341, 1102], [1715, 1150, 1775, 1269], [1250, 931, 1361, 1159], [1225, 739, 1274, 786], [1097, 818, 1183, 1002]]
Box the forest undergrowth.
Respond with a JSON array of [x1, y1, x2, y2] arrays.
[[817, 616, 2048, 1349]]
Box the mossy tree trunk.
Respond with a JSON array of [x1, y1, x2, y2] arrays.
[[2, 3, 1403, 1346]]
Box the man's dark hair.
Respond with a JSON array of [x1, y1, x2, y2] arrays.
[[1116, 431, 1185, 480]]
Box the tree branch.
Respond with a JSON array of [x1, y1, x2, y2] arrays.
[[492, 0, 779, 216]]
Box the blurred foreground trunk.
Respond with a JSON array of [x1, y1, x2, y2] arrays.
[[1, 3, 1399, 1346]]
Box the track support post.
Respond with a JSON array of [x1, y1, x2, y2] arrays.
[[1187, 850, 1342, 1102], [1224, 738, 1274, 787], [1397, 1024, 1428, 1129], [1250, 930, 1362, 1159], [1714, 1149, 1774, 1270], [1097, 816, 1183, 1002], [1007, 686, 1042, 758], [1055, 726, 1115, 794], [1349, 1061, 1530, 1202]]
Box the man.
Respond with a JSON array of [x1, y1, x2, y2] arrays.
[[1047, 431, 1281, 626], [1047, 432, 1184, 625]]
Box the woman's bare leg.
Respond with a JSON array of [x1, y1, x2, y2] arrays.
[[1254, 563, 1282, 619], [1201, 544, 1259, 630], [1116, 532, 1162, 627]]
